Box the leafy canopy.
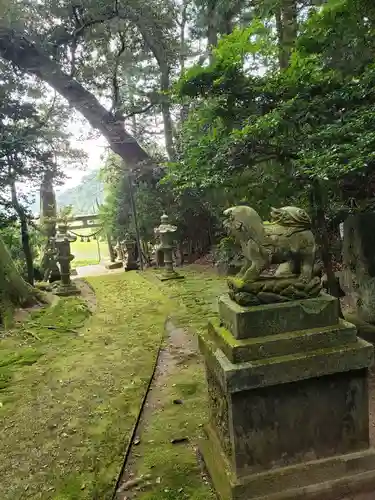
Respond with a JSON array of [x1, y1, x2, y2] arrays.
[[169, 0, 375, 201]]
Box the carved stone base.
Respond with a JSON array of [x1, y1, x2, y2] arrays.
[[199, 293, 375, 500], [218, 292, 339, 339], [54, 283, 81, 297], [156, 270, 185, 281], [200, 428, 375, 500], [105, 261, 123, 270]]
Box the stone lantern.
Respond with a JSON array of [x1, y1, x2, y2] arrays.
[[155, 214, 183, 281], [122, 233, 139, 271], [54, 222, 80, 296]]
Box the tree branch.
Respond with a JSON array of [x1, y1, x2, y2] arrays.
[[111, 31, 127, 114], [0, 23, 154, 171], [124, 103, 156, 119]]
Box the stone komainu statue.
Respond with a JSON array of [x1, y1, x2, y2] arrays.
[[223, 205, 316, 284]]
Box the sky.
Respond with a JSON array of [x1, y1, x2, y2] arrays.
[[63, 133, 108, 191]]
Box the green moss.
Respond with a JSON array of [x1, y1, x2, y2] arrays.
[[0, 272, 172, 500], [174, 381, 200, 397], [134, 363, 216, 500], [126, 267, 227, 500], [145, 267, 227, 334]]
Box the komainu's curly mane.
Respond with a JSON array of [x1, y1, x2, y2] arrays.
[[270, 206, 311, 230]]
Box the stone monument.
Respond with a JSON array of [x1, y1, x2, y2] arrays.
[[342, 213, 375, 323], [122, 233, 139, 271], [198, 205, 375, 500], [154, 214, 183, 281], [106, 238, 124, 270], [53, 222, 80, 296]]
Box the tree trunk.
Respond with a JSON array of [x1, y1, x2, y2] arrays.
[[0, 23, 154, 172], [39, 171, 60, 278], [106, 231, 116, 263], [10, 182, 34, 285], [0, 235, 43, 311], [310, 181, 344, 317], [160, 66, 175, 160], [179, 0, 190, 125], [275, 0, 298, 69]]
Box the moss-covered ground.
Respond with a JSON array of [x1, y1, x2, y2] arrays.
[[0, 272, 174, 500], [120, 267, 226, 500]]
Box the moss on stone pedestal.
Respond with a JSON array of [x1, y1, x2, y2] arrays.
[[54, 282, 81, 297], [199, 288, 375, 500], [208, 318, 358, 364], [219, 293, 339, 339]]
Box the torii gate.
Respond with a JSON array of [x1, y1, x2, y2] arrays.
[[66, 214, 116, 263]]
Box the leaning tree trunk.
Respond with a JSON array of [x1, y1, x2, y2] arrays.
[[0, 235, 45, 326], [0, 23, 154, 172]]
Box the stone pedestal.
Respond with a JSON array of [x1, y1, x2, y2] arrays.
[[199, 293, 375, 500]]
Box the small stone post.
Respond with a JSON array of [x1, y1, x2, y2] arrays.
[[54, 222, 80, 296], [155, 214, 183, 281], [115, 240, 125, 264], [105, 236, 124, 270], [122, 233, 139, 271]]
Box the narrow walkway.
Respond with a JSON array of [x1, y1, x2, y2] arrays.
[[73, 263, 123, 278], [115, 320, 207, 499]]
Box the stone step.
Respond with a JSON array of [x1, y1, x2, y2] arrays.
[[199, 334, 374, 393], [218, 293, 339, 339], [208, 318, 358, 363]]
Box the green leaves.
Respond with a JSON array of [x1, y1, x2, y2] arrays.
[[170, 0, 375, 214]]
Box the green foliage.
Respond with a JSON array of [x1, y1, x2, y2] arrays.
[[0, 222, 43, 275], [101, 153, 219, 255], [169, 1, 375, 215]]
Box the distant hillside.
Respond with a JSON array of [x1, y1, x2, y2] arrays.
[[30, 170, 104, 215], [57, 170, 104, 214]]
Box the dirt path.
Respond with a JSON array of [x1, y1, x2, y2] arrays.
[[73, 264, 123, 277], [115, 320, 207, 499]]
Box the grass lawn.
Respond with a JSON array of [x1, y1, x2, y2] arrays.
[[0, 272, 172, 500], [71, 238, 110, 268], [127, 267, 226, 500]]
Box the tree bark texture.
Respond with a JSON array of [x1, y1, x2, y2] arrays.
[[0, 23, 154, 172], [310, 181, 343, 317], [160, 67, 175, 160], [275, 0, 298, 69], [0, 235, 39, 307], [39, 172, 60, 278], [10, 182, 34, 286]]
